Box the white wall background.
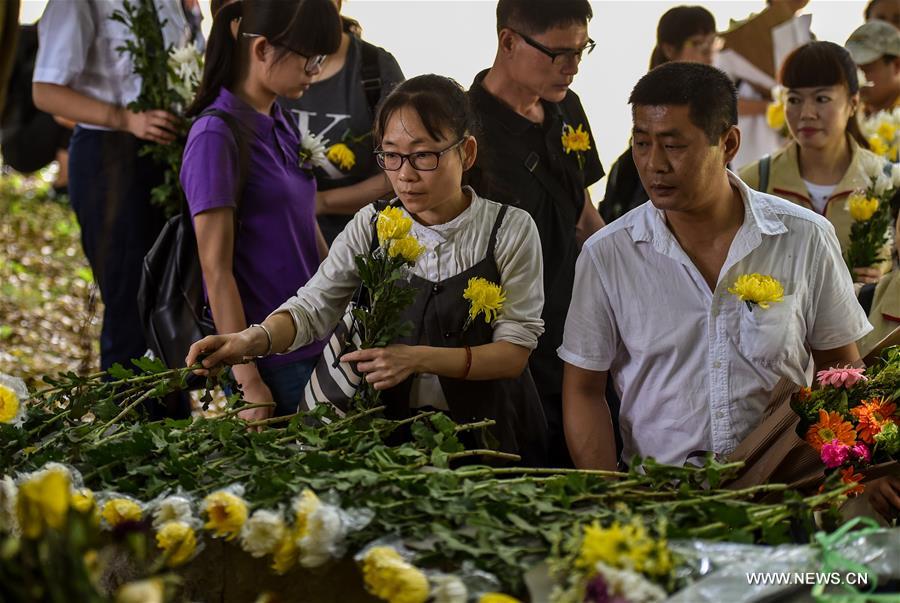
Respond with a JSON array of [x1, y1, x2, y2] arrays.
[[20, 0, 871, 177]]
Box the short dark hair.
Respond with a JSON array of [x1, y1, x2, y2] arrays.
[[650, 5, 716, 69], [496, 0, 592, 36], [629, 62, 737, 144], [865, 0, 885, 20], [374, 75, 476, 145]]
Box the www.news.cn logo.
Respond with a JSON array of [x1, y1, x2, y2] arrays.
[[746, 572, 869, 586]]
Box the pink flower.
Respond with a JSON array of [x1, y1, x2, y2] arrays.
[[821, 439, 850, 468], [850, 443, 871, 464], [816, 366, 867, 389]]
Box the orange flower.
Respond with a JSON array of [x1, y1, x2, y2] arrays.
[[794, 387, 812, 403], [850, 398, 899, 444], [805, 410, 857, 452], [840, 466, 865, 496]]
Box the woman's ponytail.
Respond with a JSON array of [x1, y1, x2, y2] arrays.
[[186, 1, 242, 117]]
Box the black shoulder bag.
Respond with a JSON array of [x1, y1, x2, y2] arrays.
[[137, 109, 249, 369]]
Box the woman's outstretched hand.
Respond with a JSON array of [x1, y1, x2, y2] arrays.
[[341, 345, 420, 390], [185, 327, 269, 375]]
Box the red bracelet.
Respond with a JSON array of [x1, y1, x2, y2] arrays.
[[462, 345, 472, 380]]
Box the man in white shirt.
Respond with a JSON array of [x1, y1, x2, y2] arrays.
[[559, 62, 871, 472]]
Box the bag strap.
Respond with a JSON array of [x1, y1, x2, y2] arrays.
[[487, 204, 509, 259], [197, 108, 250, 215], [359, 39, 383, 119], [758, 154, 771, 193]]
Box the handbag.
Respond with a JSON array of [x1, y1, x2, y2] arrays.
[[137, 109, 248, 369]]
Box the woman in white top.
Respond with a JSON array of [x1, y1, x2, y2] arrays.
[[187, 75, 549, 465], [32, 0, 195, 385]]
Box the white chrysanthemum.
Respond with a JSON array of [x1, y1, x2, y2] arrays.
[[594, 561, 667, 603], [0, 476, 18, 534], [862, 152, 886, 180], [152, 495, 194, 529], [299, 130, 329, 169], [240, 509, 287, 558], [874, 171, 893, 196], [297, 503, 346, 567], [430, 574, 468, 603], [167, 44, 203, 106]]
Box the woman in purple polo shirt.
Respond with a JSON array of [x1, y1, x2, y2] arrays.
[[180, 0, 341, 420]]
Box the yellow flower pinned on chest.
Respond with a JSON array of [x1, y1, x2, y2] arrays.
[[561, 123, 591, 170], [463, 277, 506, 330], [327, 143, 356, 171], [376, 206, 413, 246], [728, 273, 784, 311], [847, 193, 880, 222]]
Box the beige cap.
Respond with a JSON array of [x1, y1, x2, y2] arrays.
[[846, 20, 900, 65]]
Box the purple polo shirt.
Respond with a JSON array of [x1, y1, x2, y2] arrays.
[[181, 87, 325, 368]]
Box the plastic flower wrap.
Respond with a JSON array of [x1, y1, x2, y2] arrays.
[[327, 143, 356, 171], [360, 544, 430, 603], [299, 130, 329, 170], [240, 508, 287, 558], [101, 495, 144, 529], [151, 493, 195, 529], [202, 486, 248, 541], [727, 273, 784, 310], [1, 476, 19, 535], [0, 372, 29, 427], [16, 464, 73, 538], [155, 519, 200, 567]]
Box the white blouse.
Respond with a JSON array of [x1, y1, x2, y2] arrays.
[[273, 187, 545, 408]]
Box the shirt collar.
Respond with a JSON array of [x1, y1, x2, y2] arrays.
[[214, 86, 290, 139], [399, 186, 480, 247], [773, 137, 868, 201], [630, 169, 788, 245]]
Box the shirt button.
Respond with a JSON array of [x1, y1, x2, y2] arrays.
[[429, 274, 438, 281], [713, 361, 721, 369], [716, 411, 725, 419]]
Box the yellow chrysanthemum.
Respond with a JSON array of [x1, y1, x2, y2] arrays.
[[766, 101, 785, 131], [479, 595, 521, 603], [293, 489, 320, 538], [869, 135, 889, 158], [16, 467, 71, 538], [728, 273, 784, 309], [327, 143, 357, 171], [577, 520, 672, 577], [388, 235, 425, 263], [71, 488, 94, 513], [362, 546, 430, 603], [0, 384, 20, 424], [561, 124, 591, 154], [102, 498, 142, 527], [271, 529, 299, 574], [847, 193, 880, 222], [376, 206, 413, 246], [463, 277, 506, 324], [203, 490, 248, 541], [877, 121, 896, 142], [156, 520, 198, 567]]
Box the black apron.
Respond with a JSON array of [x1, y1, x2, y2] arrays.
[[380, 205, 549, 466]]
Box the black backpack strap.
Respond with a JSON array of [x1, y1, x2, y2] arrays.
[[758, 154, 771, 193], [487, 204, 509, 259], [368, 198, 403, 253], [359, 40, 383, 119], [197, 108, 250, 214]]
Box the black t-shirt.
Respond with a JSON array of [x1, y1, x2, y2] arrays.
[[280, 36, 404, 243], [466, 69, 604, 398]]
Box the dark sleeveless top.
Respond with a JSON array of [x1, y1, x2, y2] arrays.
[[378, 203, 549, 466]]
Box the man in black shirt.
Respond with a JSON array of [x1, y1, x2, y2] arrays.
[[467, 0, 605, 466]]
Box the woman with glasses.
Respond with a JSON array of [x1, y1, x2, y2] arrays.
[[601, 5, 717, 223], [279, 0, 405, 246], [187, 75, 549, 466], [180, 0, 341, 421]]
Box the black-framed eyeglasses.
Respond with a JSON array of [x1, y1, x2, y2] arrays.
[[242, 33, 327, 75], [510, 29, 595, 64], [374, 139, 465, 171]]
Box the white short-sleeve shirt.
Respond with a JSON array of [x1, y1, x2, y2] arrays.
[[558, 170, 872, 466], [33, 0, 193, 129]]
